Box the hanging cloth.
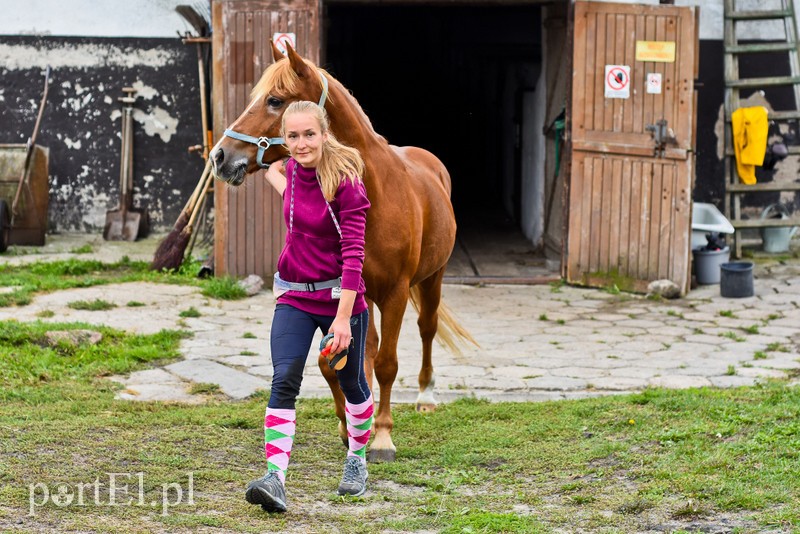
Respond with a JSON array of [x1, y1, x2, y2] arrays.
[[731, 106, 769, 185]]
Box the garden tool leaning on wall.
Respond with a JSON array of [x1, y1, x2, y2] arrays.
[[104, 87, 149, 241]]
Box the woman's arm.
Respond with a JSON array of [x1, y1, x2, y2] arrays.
[[265, 160, 287, 195]]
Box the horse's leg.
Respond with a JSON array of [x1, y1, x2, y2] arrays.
[[414, 267, 446, 413], [318, 353, 348, 447], [364, 299, 379, 392], [368, 287, 408, 463]]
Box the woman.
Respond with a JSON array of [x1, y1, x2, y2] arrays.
[[245, 101, 373, 513]]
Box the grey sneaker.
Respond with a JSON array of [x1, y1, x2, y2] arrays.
[[337, 456, 368, 496], [245, 471, 287, 513]]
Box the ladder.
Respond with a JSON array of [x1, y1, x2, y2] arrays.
[[724, 0, 800, 257]]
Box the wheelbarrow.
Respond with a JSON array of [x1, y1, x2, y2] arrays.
[[0, 66, 51, 253], [0, 144, 50, 252]]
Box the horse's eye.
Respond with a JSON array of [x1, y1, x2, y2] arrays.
[[267, 97, 283, 108]]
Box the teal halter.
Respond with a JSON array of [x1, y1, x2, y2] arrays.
[[223, 71, 329, 169]]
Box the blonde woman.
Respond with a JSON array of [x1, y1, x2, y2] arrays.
[[245, 101, 372, 513]]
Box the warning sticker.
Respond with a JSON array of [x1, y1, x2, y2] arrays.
[[646, 73, 662, 94], [604, 65, 631, 99], [273, 33, 297, 55]]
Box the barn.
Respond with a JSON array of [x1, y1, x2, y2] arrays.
[[2, 0, 799, 292]]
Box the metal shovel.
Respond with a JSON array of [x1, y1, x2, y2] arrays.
[[104, 88, 148, 241]]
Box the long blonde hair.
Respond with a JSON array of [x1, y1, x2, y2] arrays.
[[281, 101, 365, 201]]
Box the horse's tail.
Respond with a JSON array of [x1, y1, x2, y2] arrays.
[[409, 285, 480, 355]]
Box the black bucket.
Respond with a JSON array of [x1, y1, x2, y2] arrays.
[[720, 262, 754, 298]]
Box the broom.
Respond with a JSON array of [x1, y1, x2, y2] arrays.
[[150, 160, 211, 270]]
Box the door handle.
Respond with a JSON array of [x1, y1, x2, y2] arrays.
[[645, 118, 677, 157]]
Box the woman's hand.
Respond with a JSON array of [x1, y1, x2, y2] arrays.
[[328, 289, 357, 355], [327, 315, 352, 355], [265, 159, 287, 195]]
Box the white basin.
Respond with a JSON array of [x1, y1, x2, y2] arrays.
[[692, 202, 735, 250]]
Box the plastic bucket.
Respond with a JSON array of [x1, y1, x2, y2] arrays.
[[693, 247, 730, 284], [720, 262, 754, 298]]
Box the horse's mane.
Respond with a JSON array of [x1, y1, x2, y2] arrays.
[[251, 58, 328, 101], [251, 56, 384, 142]]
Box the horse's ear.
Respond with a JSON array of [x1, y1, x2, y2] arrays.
[[270, 40, 284, 62], [285, 43, 312, 78]]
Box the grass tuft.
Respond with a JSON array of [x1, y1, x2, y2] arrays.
[[67, 299, 116, 311], [201, 276, 247, 300], [179, 307, 202, 318], [188, 382, 220, 395]]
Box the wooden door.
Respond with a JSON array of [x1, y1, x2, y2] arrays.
[[565, 1, 698, 294], [212, 0, 320, 278]]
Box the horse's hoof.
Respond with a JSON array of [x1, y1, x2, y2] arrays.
[[368, 448, 396, 463], [416, 402, 437, 413]]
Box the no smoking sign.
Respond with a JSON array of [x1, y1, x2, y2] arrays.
[[273, 32, 297, 55], [604, 65, 631, 99]]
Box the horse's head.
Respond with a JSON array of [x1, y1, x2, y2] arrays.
[[210, 43, 329, 185]]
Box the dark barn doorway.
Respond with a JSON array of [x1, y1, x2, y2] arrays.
[[325, 3, 552, 280]]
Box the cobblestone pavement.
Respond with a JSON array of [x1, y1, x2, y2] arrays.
[[2, 234, 799, 404]]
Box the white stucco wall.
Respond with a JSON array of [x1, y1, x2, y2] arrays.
[[0, 0, 201, 38]]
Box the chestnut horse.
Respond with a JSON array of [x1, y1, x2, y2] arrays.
[[211, 43, 473, 462]]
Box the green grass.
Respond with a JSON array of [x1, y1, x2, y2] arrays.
[[0, 258, 253, 308], [70, 244, 94, 254], [188, 382, 220, 395], [201, 276, 247, 300], [0, 258, 204, 307], [1, 320, 799, 532], [721, 331, 745, 342], [742, 324, 760, 335], [767, 342, 790, 353], [179, 307, 202, 318], [68, 299, 117, 311]]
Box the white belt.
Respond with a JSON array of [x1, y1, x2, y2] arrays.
[[273, 272, 341, 292]]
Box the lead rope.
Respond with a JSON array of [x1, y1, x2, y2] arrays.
[[289, 163, 342, 239]]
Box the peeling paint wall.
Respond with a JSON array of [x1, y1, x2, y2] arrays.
[[0, 36, 205, 232], [696, 40, 800, 218]]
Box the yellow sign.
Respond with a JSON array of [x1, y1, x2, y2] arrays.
[[635, 41, 676, 63]]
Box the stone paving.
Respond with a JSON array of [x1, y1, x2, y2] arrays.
[[1, 234, 799, 404]]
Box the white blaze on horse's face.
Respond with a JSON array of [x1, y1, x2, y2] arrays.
[[284, 112, 327, 169]]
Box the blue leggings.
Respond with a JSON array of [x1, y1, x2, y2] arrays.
[[268, 304, 370, 409]]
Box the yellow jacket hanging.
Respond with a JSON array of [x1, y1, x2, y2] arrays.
[[731, 106, 769, 185]]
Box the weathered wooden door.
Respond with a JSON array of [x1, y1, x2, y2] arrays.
[[212, 0, 320, 277], [566, 1, 698, 294]]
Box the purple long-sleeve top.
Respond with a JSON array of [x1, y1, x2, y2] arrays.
[[276, 158, 370, 316]]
